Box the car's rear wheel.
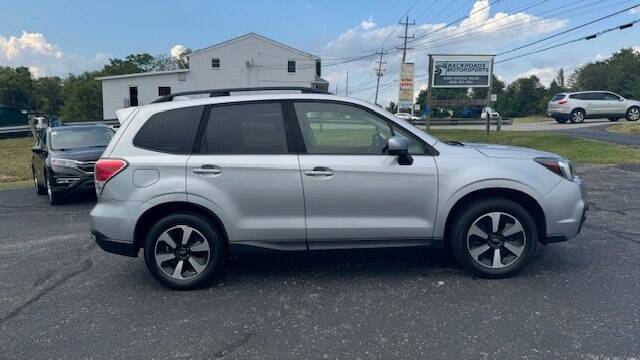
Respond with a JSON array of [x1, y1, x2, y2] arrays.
[[33, 167, 46, 195], [570, 109, 585, 123], [144, 213, 225, 290], [450, 198, 538, 278], [626, 106, 640, 121], [46, 174, 64, 205], [554, 117, 568, 124], [608, 117, 620, 122]]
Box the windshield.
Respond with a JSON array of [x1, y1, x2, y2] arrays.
[[50, 127, 114, 150]]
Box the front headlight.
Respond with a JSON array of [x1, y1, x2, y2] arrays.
[[50, 158, 77, 168], [534, 157, 574, 181]]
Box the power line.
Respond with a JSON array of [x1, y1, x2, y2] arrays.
[[495, 18, 640, 64], [496, 2, 640, 56]]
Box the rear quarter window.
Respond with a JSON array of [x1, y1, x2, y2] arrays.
[[551, 94, 566, 101], [133, 106, 203, 154]]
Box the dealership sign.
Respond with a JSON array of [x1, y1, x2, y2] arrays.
[[398, 63, 415, 109], [431, 55, 494, 88]]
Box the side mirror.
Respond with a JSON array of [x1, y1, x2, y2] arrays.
[[387, 136, 413, 165]]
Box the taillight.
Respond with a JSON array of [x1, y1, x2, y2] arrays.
[[558, 99, 568, 104], [95, 158, 127, 194]]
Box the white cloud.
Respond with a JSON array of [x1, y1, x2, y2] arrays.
[[633, 46, 640, 54], [0, 30, 108, 77], [360, 17, 376, 30], [170, 44, 187, 58], [514, 67, 557, 86], [630, 8, 639, 15], [321, 0, 567, 105]]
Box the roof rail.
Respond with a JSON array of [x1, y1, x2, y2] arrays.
[[151, 87, 331, 103]]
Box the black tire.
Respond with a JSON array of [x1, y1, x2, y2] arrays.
[[33, 167, 46, 195], [144, 212, 225, 290], [450, 198, 538, 278], [608, 118, 620, 122], [46, 174, 64, 205], [554, 117, 568, 124], [569, 109, 585, 123], [626, 106, 640, 122]]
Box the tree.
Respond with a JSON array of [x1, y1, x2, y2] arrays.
[[0, 66, 37, 109], [60, 71, 103, 121], [569, 48, 640, 99], [385, 101, 398, 113], [34, 76, 64, 115], [499, 75, 546, 117], [177, 48, 191, 69]]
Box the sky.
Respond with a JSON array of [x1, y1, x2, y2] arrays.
[[1, 0, 639, 105]]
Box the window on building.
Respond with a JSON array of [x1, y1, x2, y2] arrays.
[[288, 60, 296, 73], [158, 86, 171, 96], [129, 86, 138, 107], [200, 102, 289, 154], [211, 58, 220, 68], [133, 106, 203, 154]]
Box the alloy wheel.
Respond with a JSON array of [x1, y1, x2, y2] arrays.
[[466, 212, 527, 269], [629, 107, 640, 121], [154, 225, 211, 280], [572, 110, 584, 123]]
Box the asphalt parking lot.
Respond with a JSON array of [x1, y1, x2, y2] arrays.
[[1, 165, 639, 359]]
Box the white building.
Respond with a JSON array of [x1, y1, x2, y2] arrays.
[[96, 33, 328, 120]]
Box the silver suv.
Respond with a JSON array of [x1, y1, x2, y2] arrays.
[[547, 91, 640, 123], [91, 87, 587, 289]]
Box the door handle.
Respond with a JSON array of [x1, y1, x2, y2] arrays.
[[193, 165, 222, 175], [304, 167, 334, 177]]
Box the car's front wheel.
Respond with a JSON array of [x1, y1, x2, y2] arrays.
[[570, 109, 585, 123], [450, 198, 538, 278], [144, 213, 225, 290], [626, 106, 640, 121], [46, 174, 64, 205]]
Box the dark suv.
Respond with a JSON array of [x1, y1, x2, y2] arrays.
[[32, 124, 114, 204]]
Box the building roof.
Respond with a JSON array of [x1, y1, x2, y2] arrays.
[[189, 32, 319, 60], [95, 69, 188, 81]]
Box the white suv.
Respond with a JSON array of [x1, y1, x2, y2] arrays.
[[547, 91, 640, 123], [91, 87, 587, 289]]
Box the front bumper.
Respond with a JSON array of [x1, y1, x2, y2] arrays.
[[49, 167, 95, 194], [91, 229, 139, 257], [542, 175, 588, 243]]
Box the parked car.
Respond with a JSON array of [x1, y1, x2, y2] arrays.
[[395, 112, 421, 122], [32, 124, 115, 204], [547, 91, 640, 123], [480, 107, 500, 119], [90, 87, 587, 289]]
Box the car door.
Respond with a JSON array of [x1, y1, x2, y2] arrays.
[[602, 92, 626, 116], [292, 101, 439, 249], [186, 101, 306, 249], [32, 131, 47, 183], [584, 92, 606, 116]]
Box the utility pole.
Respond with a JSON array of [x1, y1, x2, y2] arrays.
[[398, 15, 415, 64], [346, 72, 349, 97], [373, 47, 387, 105], [335, 84, 338, 95]]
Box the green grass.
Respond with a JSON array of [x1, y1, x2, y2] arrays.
[[429, 129, 640, 165], [511, 116, 551, 123], [608, 122, 640, 135], [0, 137, 34, 186]]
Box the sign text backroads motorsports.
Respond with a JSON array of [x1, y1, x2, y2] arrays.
[[431, 55, 494, 88]]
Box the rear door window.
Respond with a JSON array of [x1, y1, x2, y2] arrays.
[[133, 106, 203, 154], [200, 102, 289, 154]]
